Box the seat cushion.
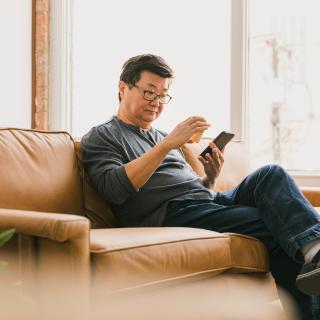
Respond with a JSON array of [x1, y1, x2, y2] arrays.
[[90, 227, 269, 291], [226, 233, 269, 273]]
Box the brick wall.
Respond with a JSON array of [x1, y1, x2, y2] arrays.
[[32, 0, 50, 130]]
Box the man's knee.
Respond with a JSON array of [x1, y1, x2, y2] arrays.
[[254, 164, 291, 184], [259, 164, 287, 176]]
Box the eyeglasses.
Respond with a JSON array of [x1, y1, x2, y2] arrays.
[[133, 84, 172, 104]]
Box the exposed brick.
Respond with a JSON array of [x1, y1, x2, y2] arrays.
[[35, 88, 49, 100], [35, 76, 48, 87], [35, 35, 49, 44], [36, 12, 49, 25], [33, 0, 50, 130], [35, 1, 50, 12], [35, 25, 49, 37]]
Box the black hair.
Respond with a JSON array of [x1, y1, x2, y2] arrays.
[[118, 54, 174, 101]]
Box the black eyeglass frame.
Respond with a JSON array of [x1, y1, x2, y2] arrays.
[[133, 84, 172, 104]]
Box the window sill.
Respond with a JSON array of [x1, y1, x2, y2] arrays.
[[289, 171, 320, 187]]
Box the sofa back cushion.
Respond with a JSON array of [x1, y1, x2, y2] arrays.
[[75, 138, 250, 228], [74, 141, 116, 228], [0, 129, 84, 215]]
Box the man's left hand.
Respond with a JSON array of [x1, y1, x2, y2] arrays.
[[198, 142, 224, 189]]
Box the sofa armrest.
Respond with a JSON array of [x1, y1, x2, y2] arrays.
[[0, 208, 91, 294], [0, 208, 90, 241], [300, 187, 320, 207]]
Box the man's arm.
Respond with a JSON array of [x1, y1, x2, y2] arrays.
[[125, 116, 211, 190], [124, 141, 171, 190]]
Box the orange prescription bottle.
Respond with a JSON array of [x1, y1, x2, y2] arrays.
[[190, 131, 204, 143]]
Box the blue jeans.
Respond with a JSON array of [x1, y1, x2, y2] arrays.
[[163, 164, 320, 320]]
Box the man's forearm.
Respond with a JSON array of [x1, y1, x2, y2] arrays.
[[124, 141, 172, 190]]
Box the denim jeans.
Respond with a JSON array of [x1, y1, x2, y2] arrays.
[[163, 164, 320, 320]]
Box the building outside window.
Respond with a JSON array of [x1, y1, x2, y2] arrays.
[[247, 0, 320, 174]]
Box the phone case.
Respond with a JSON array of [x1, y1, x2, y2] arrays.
[[200, 131, 235, 157]]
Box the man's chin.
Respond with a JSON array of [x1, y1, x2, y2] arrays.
[[144, 112, 158, 121], [141, 116, 158, 127]]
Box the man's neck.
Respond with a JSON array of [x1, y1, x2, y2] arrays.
[[116, 110, 151, 131]]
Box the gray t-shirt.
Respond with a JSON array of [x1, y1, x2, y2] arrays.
[[81, 115, 215, 227]]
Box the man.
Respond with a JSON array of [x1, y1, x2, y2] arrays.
[[81, 54, 320, 319]]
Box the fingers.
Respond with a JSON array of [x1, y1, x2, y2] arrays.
[[209, 142, 224, 158], [198, 151, 216, 166], [186, 116, 207, 123], [171, 116, 211, 148], [184, 116, 211, 131], [218, 149, 224, 163], [200, 143, 224, 165], [198, 155, 206, 166], [207, 150, 220, 168]]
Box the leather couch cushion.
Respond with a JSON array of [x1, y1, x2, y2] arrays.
[[74, 141, 116, 228], [0, 129, 83, 215], [226, 233, 269, 273], [301, 188, 320, 207], [90, 227, 269, 291]]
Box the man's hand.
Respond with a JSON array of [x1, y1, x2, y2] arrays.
[[198, 142, 224, 189], [162, 116, 210, 150]]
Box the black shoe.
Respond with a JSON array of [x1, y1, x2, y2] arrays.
[[296, 249, 320, 295]]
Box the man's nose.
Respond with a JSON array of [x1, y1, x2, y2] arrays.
[[149, 97, 161, 106]]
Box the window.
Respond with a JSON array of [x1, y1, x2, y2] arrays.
[[70, 0, 231, 138], [0, 0, 32, 128], [51, 0, 320, 185], [247, 0, 320, 174]]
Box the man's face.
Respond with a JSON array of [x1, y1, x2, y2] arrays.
[[118, 70, 171, 128]]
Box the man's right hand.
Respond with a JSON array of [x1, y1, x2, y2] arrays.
[[162, 116, 211, 150]]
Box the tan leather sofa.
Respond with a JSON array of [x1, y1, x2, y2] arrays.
[[1, 128, 319, 318]]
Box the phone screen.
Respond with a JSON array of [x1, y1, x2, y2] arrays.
[[200, 131, 235, 157]]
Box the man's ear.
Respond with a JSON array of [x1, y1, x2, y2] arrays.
[[118, 81, 126, 100]]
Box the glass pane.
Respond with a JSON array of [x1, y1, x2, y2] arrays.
[[72, 0, 230, 138], [0, 0, 31, 128], [248, 0, 320, 172]]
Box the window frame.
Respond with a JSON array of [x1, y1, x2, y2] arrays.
[[49, 0, 73, 133], [230, 0, 248, 145]]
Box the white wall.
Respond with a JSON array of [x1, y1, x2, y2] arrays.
[[0, 0, 32, 128]]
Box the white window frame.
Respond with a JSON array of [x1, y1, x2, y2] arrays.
[[230, 0, 248, 144], [50, 0, 319, 186], [49, 0, 73, 133]]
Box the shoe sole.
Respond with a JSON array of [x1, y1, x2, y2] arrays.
[[296, 267, 320, 295]]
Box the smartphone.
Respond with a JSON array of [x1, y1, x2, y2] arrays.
[[200, 131, 235, 157]]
